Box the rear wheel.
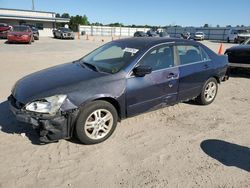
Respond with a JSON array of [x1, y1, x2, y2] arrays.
[[75, 101, 118, 144], [196, 78, 218, 105]]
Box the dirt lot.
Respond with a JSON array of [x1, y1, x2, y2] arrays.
[[0, 37, 249, 188]]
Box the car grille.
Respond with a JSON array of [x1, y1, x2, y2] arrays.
[[8, 95, 25, 109]]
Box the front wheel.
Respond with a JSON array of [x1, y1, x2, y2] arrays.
[[75, 101, 118, 144], [196, 78, 218, 105]]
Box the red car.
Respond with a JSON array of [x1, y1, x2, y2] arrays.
[[7, 25, 34, 44], [0, 23, 11, 39]]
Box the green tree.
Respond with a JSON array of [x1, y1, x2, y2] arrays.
[[108, 23, 124, 27], [69, 15, 90, 32], [61, 13, 70, 18], [203, 24, 209, 28], [55, 13, 60, 18]]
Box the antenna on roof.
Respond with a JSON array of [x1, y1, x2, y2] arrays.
[[32, 0, 35, 10]]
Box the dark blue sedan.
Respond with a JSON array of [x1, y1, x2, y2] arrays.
[[9, 38, 228, 144]]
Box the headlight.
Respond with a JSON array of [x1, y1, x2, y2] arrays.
[[25, 95, 67, 114]]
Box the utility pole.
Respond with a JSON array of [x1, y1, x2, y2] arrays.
[[32, 0, 35, 10]]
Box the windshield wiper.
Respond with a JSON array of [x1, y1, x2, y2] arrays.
[[82, 62, 100, 72]]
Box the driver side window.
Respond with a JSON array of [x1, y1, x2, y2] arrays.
[[138, 45, 174, 71]]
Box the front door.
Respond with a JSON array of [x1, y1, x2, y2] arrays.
[[126, 44, 179, 117]]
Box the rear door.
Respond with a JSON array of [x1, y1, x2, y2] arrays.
[[126, 43, 179, 117], [176, 44, 212, 101]]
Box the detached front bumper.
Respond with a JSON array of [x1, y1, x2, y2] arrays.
[[8, 95, 79, 143]]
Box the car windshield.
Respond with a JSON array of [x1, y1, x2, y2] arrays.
[[12, 26, 29, 32], [196, 32, 203, 35], [79, 42, 141, 74], [61, 28, 71, 32]]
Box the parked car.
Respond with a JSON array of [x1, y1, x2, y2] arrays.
[[53, 27, 75, 39], [225, 38, 250, 69], [7, 25, 34, 44], [146, 30, 159, 37], [0, 23, 11, 39], [159, 31, 170, 38], [227, 29, 250, 43], [134, 31, 148, 37], [194, 31, 205, 40], [181, 32, 191, 40], [9, 38, 228, 144], [21, 24, 39, 40]]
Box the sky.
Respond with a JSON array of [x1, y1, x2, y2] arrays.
[[0, 0, 250, 27]]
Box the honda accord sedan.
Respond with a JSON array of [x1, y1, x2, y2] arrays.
[[9, 38, 228, 144]]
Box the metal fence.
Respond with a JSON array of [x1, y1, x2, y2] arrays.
[[79, 25, 250, 41], [79, 25, 150, 37], [166, 27, 250, 41]]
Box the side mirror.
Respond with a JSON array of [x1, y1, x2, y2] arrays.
[[133, 65, 152, 77]]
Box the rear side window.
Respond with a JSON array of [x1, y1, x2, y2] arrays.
[[139, 45, 174, 71], [177, 45, 203, 65]]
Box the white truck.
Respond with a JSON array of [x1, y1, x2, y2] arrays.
[[227, 29, 250, 43]]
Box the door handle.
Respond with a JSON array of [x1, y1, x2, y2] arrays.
[[204, 64, 209, 69], [167, 73, 178, 79]]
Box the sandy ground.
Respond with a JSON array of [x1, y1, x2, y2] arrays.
[[0, 37, 249, 188]]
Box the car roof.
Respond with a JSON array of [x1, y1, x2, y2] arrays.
[[113, 37, 199, 49]]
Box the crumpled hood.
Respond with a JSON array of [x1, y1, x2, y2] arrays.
[[12, 62, 108, 104]]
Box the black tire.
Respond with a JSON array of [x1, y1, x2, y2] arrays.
[[75, 100, 118, 144], [196, 78, 218, 105]]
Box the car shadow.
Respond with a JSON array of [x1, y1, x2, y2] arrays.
[[200, 139, 250, 172], [0, 100, 43, 145]]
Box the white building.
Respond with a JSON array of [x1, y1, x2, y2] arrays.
[[0, 8, 70, 37]]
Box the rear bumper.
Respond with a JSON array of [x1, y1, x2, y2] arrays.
[[8, 96, 79, 143]]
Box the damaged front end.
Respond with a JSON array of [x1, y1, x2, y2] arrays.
[[8, 95, 79, 143]]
